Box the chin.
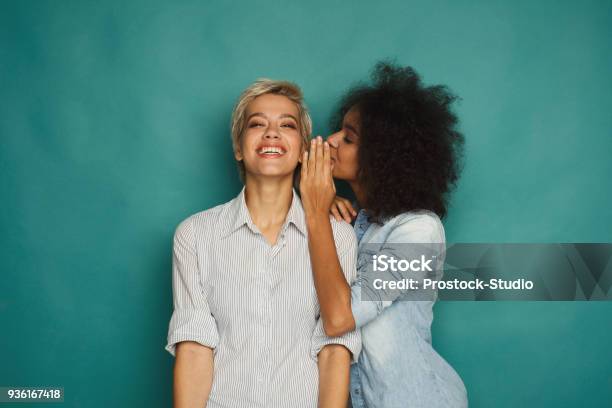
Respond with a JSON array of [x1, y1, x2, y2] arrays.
[[331, 170, 344, 179], [252, 169, 297, 179]]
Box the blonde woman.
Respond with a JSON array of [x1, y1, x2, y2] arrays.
[[165, 79, 361, 408]]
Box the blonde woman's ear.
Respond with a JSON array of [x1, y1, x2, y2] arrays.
[[297, 146, 307, 163], [234, 149, 243, 161]]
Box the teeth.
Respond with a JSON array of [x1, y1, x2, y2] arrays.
[[259, 147, 284, 154]]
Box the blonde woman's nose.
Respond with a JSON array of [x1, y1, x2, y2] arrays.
[[264, 125, 280, 139]]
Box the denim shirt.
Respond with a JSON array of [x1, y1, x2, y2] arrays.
[[349, 209, 468, 408]]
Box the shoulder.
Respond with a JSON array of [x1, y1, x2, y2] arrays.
[[329, 216, 357, 249], [383, 210, 445, 243], [174, 199, 234, 240], [329, 217, 358, 280]]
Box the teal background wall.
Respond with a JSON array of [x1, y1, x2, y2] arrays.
[[1, 0, 611, 407]]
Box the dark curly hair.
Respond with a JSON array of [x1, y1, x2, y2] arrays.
[[331, 61, 465, 223]]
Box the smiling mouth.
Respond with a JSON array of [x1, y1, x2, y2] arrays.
[[257, 146, 286, 157]]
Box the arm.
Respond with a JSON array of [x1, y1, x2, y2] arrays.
[[174, 342, 214, 408], [300, 137, 355, 337], [306, 214, 355, 337], [301, 137, 444, 335], [165, 218, 220, 407], [311, 314, 359, 407], [309, 211, 445, 334], [317, 345, 351, 408]]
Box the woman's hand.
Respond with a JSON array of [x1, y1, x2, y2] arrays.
[[300, 136, 356, 342], [330, 196, 357, 223], [300, 136, 336, 219]]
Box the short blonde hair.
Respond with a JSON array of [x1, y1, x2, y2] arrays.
[[230, 79, 312, 182]]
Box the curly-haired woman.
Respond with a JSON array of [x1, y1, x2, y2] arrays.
[[300, 62, 468, 408]]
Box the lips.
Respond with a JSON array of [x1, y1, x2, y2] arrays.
[[256, 144, 287, 158]]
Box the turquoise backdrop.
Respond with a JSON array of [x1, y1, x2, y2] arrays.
[[1, 0, 611, 407]]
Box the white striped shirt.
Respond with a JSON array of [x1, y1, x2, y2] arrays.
[[165, 186, 361, 408]]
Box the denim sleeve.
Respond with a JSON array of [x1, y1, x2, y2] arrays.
[[351, 214, 444, 329], [165, 217, 219, 357]]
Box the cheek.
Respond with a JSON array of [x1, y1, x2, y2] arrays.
[[339, 146, 358, 166], [240, 131, 257, 150], [289, 134, 304, 154], [350, 150, 359, 169]]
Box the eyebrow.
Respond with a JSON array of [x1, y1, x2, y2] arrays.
[[247, 112, 299, 122]]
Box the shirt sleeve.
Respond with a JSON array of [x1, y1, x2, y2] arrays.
[[310, 220, 362, 363], [351, 213, 445, 329], [165, 217, 219, 357]]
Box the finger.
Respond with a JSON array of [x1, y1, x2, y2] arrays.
[[301, 150, 308, 179], [330, 206, 342, 222], [323, 141, 331, 181], [315, 136, 324, 176], [340, 198, 357, 216], [336, 201, 353, 223], [308, 138, 316, 177]]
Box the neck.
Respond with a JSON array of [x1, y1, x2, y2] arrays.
[[244, 175, 294, 229]]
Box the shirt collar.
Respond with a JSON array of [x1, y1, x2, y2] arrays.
[[353, 209, 370, 241], [221, 186, 306, 238]]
